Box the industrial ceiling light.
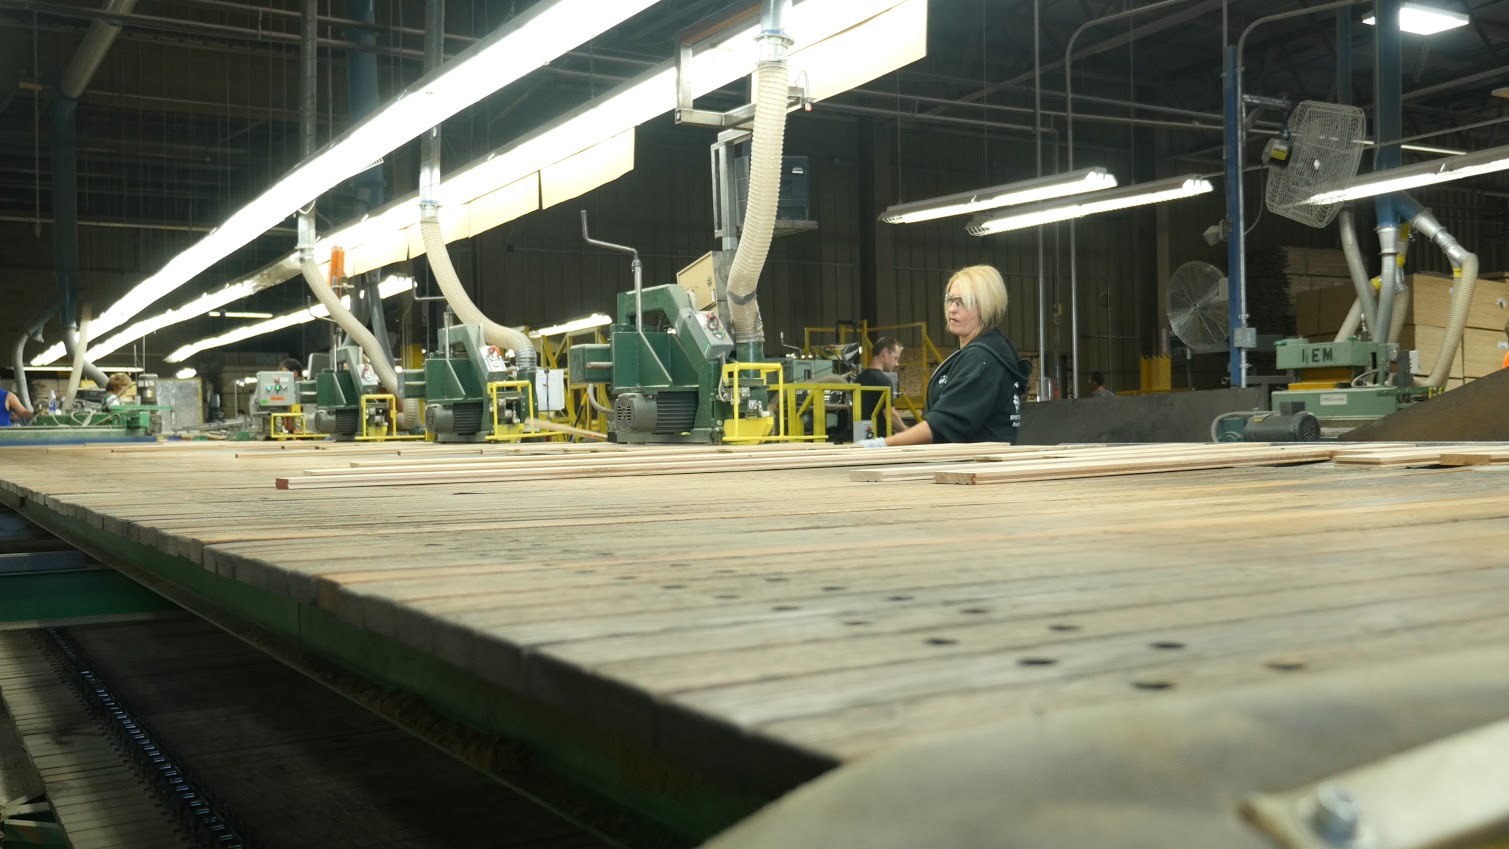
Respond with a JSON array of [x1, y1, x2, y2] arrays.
[[1362, 2, 1468, 35], [30, 0, 665, 368], [70, 0, 925, 358], [23, 365, 145, 373], [966, 176, 1214, 236], [528, 313, 613, 338], [174, 368, 197, 379], [879, 168, 1118, 224], [209, 311, 275, 319], [165, 277, 415, 363], [1305, 142, 1509, 204]]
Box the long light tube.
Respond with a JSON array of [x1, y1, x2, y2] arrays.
[[31, 0, 663, 367], [60, 0, 924, 361], [967, 176, 1213, 236], [1306, 143, 1509, 204], [528, 313, 612, 338], [880, 167, 1117, 224], [1363, 2, 1468, 34], [165, 276, 415, 363]]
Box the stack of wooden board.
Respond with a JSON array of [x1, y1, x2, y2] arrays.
[[1291, 272, 1509, 386]]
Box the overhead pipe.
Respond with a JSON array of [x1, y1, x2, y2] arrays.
[[1398, 194, 1477, 389], [63, 308, 94, 409], [725, 0, 792, 363], [1064, 0, 1209, 397], [1333, 208, 1379, 341], [1229, 0, 1373, 387], [50, 0, 134, 390], [293, 0, 406, 414], [344, 0, 396, 368], [12, 301, 56, 409], [417, 0, 535, 373]]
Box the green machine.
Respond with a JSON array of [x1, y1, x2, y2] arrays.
[[1217, 338, 1432, 441], [4, 405, 171, 445], [1269, 338, 1431, 437], [569, 213, 768, 445], [423, 324, 537, 443], [568, 285, 740, 444], [308, 345, 423, 441]]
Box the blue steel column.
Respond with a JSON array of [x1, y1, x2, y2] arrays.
[[1222, 45, 1245, 387]]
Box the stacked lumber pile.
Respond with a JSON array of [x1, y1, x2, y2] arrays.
[[1292, 272, 1509, 386], [260, 440, 1509, 491]]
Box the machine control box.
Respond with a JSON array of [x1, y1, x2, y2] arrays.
[[253, 371, 298, 408], [677, 308, 735, 360], [1274, 338, 1394, 371]]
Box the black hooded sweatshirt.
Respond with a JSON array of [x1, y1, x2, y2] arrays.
[[924, 329, 1029, 444]]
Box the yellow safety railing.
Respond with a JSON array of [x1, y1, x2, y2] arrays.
[[355, 394, 424, 441], [485, 380, 547, 443], [801, 320, 945, 415], [780, 383, 894, 442], [268, 408, 323, 440], [720, 362, 786, 443]]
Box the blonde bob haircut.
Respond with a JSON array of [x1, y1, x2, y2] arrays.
[[945, 265, 1009, 330]]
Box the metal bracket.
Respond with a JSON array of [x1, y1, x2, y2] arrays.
[[1244, 717, 1509, 849]]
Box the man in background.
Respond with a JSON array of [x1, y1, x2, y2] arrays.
[[855, 337, 908, 436], [1089, 371, 1116, 398]]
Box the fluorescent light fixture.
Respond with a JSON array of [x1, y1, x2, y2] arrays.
[[166, 276, 414, 363], [528, 313, 613, 338], [89, 0, 924, 358], [880, 168, 1117, 224], [967, 176, 1214, 236], [1362, 139, 1467, 156], [1305, 142, 1509, 204], [174, 367, 197, 379], [1363, 2, 1468, 34], [29, 0, 663, 366], [209, 310, 275, 319], [23, 365, 145, 373]]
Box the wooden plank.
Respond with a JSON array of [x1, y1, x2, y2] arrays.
[[934, 446, 1336, 484]]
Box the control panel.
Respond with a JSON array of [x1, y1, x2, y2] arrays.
[[678, 308, 735, 360], [253, 371, 297, 408]]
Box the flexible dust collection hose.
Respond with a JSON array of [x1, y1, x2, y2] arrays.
[[1335, 208, 1377, 340], [1398, 196, 1478, 389], [419, 210, 536, 370], [299, 250, 416, 428], [63, 307, 92, 408], [725, 55, 790, 356]]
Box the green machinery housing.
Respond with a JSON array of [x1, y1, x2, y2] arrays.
[[1270, 338, 1431, 435], [568, 285, 748, 444], [423, 323, 537, 443]]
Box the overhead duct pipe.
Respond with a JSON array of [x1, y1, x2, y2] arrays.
[[725, 0, 792, 363], [293, 0, 408, 415], [12, 302, 56, 409], [63, 307, 94, 409], [344, 0, 396, 367], [1332, 208, 1378, 342], [51, 0, 136, 390], [417, 0, 535, 371], [1398, 194, 1478, 389]]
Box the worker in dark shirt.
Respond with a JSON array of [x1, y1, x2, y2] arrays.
[[859, 265, 1029, 446], [854, 336, 908, 436]]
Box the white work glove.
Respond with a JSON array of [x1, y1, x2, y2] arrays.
[[857, 437, 888, 449]]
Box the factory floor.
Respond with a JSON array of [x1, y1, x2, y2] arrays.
[[2, 439, 1508, 843]]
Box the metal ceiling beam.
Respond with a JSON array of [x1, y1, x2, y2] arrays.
[[924, 0, 1225, 116]]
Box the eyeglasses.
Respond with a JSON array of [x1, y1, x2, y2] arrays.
[[944, 295, 967, 309]]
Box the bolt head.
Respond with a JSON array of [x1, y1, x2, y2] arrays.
[[1310, 783, 1361, 844]]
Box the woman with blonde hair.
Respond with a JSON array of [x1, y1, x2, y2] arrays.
[[860, 264, 1029, 446]]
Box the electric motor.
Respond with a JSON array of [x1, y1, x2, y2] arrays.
[[1244, 411, 1320, 442], [612, 393, 656, 433]]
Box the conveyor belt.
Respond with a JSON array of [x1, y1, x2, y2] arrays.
[[1, 619, 653, 849]]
